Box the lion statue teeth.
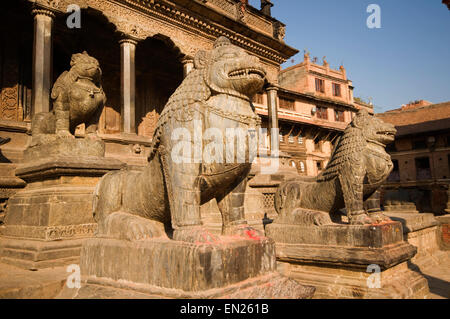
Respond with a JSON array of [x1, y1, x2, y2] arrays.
[[275, 110, 397, 226], [31, 51, 106, 144], [93, 37, 267, 243]]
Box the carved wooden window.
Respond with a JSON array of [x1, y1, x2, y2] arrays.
[[415, 157, 431, 180], [288, 132, 295, 143], [316, 106, 328, 120], [412, 139, 427, 150], [332, 83, 341, 97], [298, 135, 303, 144], [316, 160, 323, 172], [299, 161, 305, 173], [279, 97, 295, 110], [335, 110, 345, 122], [315, 78, 325, 93], [314, 137, 322, 151], [388, 159, 400, 182], [253, 93, 264, 105]]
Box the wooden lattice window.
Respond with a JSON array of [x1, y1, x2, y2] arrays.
[[315, 78, 325, 93], [279, 97, 295, 110]]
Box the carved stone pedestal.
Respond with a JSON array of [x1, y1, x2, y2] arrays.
[[266, 214, 430, 299], [388, 212, 450, 270], [62, 236, 315, 299], [0, 139, 125, 270]]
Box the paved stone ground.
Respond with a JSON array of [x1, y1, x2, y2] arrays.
[[0, 263, 68, 298], [420, 264, 450, 299], [0, 260, 448, 299]]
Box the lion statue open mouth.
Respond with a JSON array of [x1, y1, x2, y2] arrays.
[[93, 37, 267, 243]]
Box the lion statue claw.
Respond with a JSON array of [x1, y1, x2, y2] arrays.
[[275, 110, 397, 225], [31, 51, 106, 145]]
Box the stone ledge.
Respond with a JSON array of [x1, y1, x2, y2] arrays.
[[388, 212, 439, 233], [81, 237, 277, 292], [66, 272, 315, 299], [266, 221, 405, 248], [0, 237, 88, 270], [274, 241, 416, 270], [0, 223, 97, 241], [16, 156, 125, 181]]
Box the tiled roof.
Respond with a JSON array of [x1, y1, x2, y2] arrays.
[[376, 102, 450, 136]]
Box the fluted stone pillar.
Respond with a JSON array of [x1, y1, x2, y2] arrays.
[[267, 86, 279, 153], [31, 8, 54, 115], [182, 57, 194, 78], [120, 38, 137, 134]]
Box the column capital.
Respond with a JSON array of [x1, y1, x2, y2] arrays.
[[119, 37, 139, 46], [181, 57, 194, 65], [266, 85, 280, 92], [32, 6, 56, 19]]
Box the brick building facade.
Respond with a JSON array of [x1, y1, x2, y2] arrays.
[[254, 52, 374, 176], [377, 100, 450, 214]]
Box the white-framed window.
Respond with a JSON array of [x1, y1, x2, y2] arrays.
[[299, 161, 305, 173]]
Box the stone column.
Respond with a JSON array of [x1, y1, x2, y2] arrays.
[[120, 38, 138, 134], [267, 86, 279, 153], [182, 57, 194, 78], [31, 8, 54, 115]]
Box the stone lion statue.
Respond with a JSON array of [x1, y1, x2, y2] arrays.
[[275, 110, 397, 225], [31, 51, 106, 144], [93, 37, 266, 243]]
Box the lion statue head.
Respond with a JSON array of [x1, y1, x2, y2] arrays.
[[70, 51, 102, 85], [196, 36, 266, 100], [352, 109, 396, 146]]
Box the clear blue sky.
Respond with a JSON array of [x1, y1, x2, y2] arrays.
[[248, 0, 450, 112]]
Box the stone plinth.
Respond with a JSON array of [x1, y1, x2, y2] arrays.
[[0, 163, 26, 224], [388, 212, 450, 269], [265, 213, 430, 299], [436, 215, 450, 251], [0, 139, 125, 270], [66, 236, 315, 299]]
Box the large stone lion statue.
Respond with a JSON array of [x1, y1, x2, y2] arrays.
[[31, 51, 106, 144], [93, 37, 266, 243], [274, 110, 397, 225]]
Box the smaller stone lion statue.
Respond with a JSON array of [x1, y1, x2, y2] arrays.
[[275, 110, 397, 225], [31, 51, 106, 144]]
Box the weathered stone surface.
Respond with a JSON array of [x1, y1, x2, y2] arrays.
[[274, 110, 396, 225], [384, 188, 419, 213], [0, 238, 86, 270], [0, 262, 68, 299], [72, 236, 314, 299], [23, 138, 105, 162], [265, 208, 430, 298], [279, 260, 430, 299], [388, 212, 450, 270], [436, 214, 450, 250], [0, 149, 124, 269], [266, 218, 415, 269]]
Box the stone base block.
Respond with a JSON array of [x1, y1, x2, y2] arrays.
[[74, 237, 315, 299], [266, 221, 415, 269], [388, 212, 450, 269], [279, 260, 429, 299], [436, 215, 450, 250], [0, 155, 124, 269], [265, 219, 430, 298], [0, 237, 88, 270]]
